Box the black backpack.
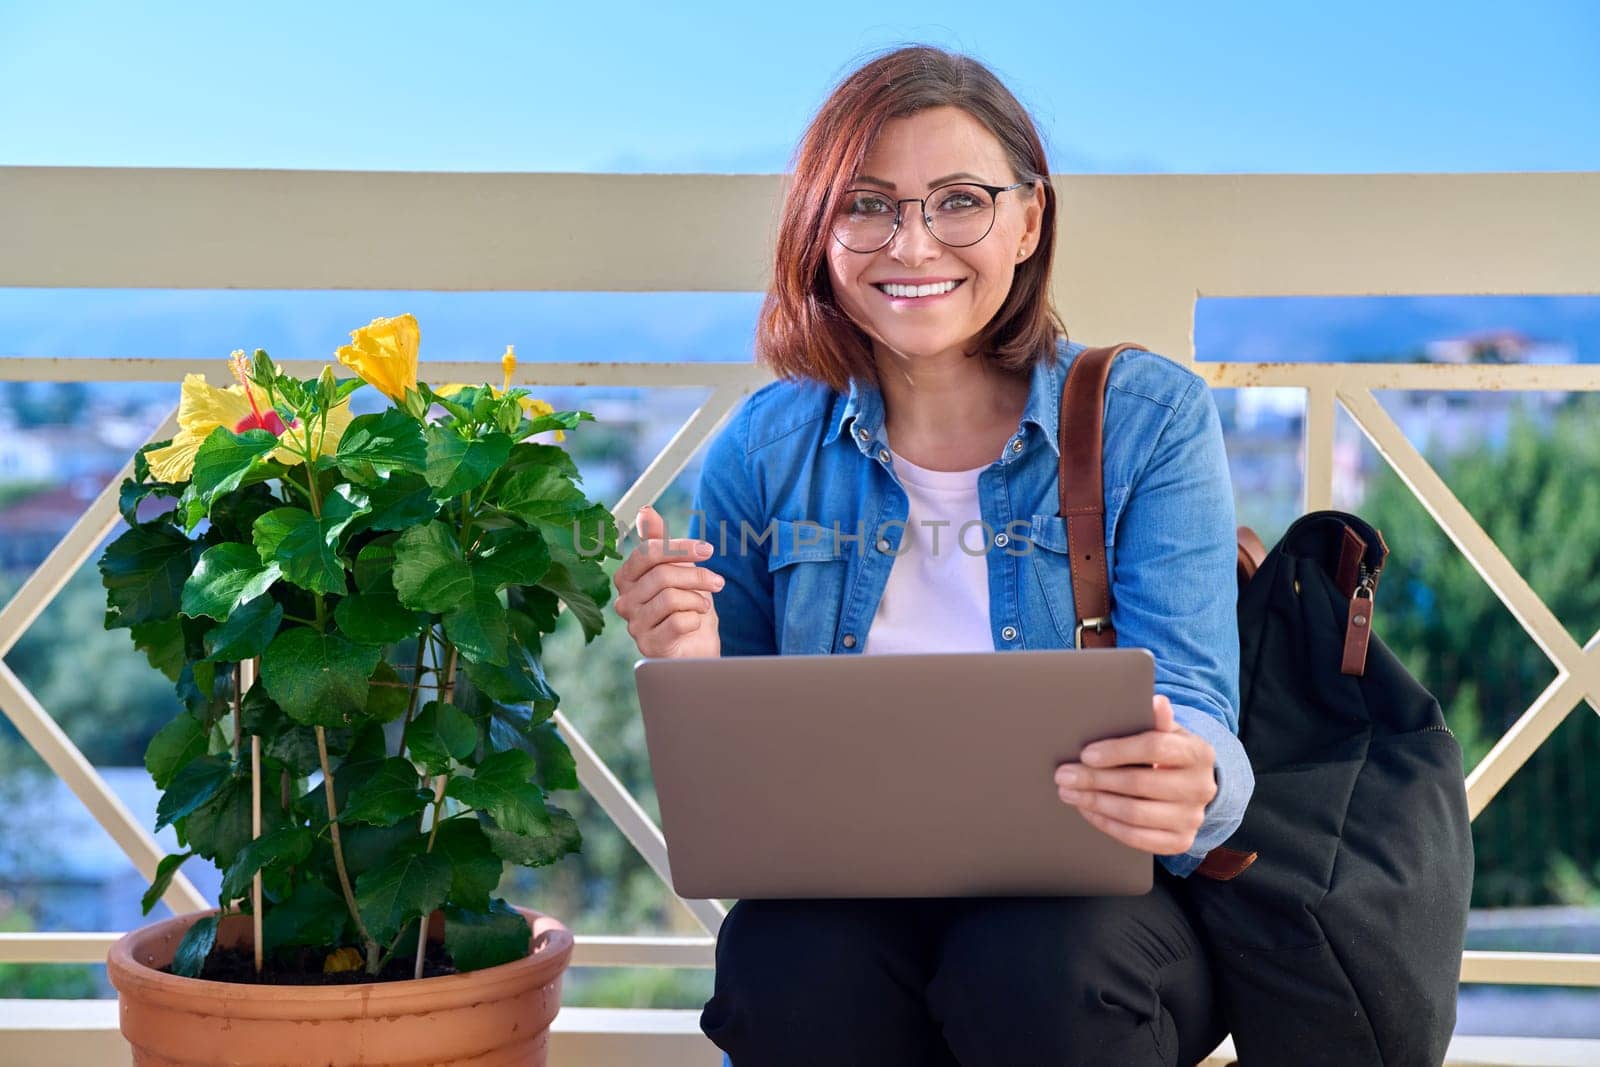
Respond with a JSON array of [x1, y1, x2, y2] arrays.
[[1062, 346, 1474, 1066]]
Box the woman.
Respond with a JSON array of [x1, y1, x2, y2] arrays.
[[612, 45, 1252, 1067]]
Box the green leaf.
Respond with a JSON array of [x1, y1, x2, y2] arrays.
[[443, 583, 509, 666], [335, 410, 428, 482], [177, 776, 257, 867], [265, 725, 324, 776], [156, 755, 233, 831], [141, 851, 193, 915], [343, 475, 439, 536], [407, 702, 478, 775], [537, 560, 608, 641], [334, 591, 426, 645], [130, 617, 187, 681], [263, 879, 348, 949], [119, 474, 182, 525], [433, 819, 503, 911], [260, 627, 382, 726], [190, 427, 280, 512], [219, 827, 313, 902], [353, 536, 400, 593], [443, 899, 529, 972], [203, 594, 283, 662], [392, 522, 473, 613], [355, 850, 453, 943], [341, 757, 430, 826], [497, 464, 589, 524], [181, 543, 281, 621], [171, 914, 219, 978], [461, 640, 556, 706], [518, 408, 592, 440], [528, 720, 579, 792], [100, 523, 199, 629], [340, 820, 421, 875], [471, 528, 551, 590], [501, 442, 580, 482], [251, 495, 364, 596], [424, 426, 513, 499], [481, 805, 582, 869], [145, 713, 209, 789], [445, 750, 549, 837], [364, 661, 412, 723]]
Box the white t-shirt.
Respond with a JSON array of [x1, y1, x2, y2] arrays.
[[861, 448, 994, 655]]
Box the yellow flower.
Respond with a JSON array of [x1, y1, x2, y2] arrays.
[[144, 364, 353, 483], [438, 345, 565, 441], [322, 947, 364, 974], [336, 313, 419, 402]]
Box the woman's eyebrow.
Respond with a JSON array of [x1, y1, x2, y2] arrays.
[[853, 171, 988, 191]]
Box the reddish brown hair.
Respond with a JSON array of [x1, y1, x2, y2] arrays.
[[757, 45, 1066, 393]]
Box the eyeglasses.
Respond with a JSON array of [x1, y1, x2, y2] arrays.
[[831, 180, 1037, 254]]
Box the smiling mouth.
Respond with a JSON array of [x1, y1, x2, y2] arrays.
[[872, 279, 964, 300]]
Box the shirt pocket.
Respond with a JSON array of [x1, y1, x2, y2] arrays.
[[765, 518, 851, 654], [1021, 485, 1130, 647]]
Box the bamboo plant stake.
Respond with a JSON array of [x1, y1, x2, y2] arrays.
[[242, 657, 263, 975]]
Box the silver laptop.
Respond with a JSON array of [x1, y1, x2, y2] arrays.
[[634, 648, 1157, 899]]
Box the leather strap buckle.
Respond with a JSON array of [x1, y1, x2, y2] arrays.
[[1074, 616, 1111, 649]]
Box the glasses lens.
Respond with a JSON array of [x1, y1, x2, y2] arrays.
[[926, 184, 996, 247], [834, 190, 898, 252]]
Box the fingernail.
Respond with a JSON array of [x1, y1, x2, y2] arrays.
[[1081, 746, 1103, 765], [1057, 769, 1082, 788], [696, 542, 713, 556], [1060, 789, 1083, 804], [711, 574, 725, 588]]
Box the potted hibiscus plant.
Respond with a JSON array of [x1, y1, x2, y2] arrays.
[[98, 314, 618, 1065]]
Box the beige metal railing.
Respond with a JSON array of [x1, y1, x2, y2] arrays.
[[1, 168, 1598, 1063]]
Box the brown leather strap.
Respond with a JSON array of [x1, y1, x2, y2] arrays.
[[1194, 845, 1259, 881], [1059, 343, 1146, 648], [1236, 525, 1267, 589], [1334, 526, 1366, 598]]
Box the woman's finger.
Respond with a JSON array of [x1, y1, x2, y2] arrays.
[[1054, 764, 1210, 804], [1081, 729, 1206, 771], [633, 586, 716, 633], [616, 562, 723, 620], [1077, 807, 1195, 856], [1058, 788, 1204, 835]]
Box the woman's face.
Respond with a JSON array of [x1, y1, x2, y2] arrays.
[[825, 105, 1045, 366]]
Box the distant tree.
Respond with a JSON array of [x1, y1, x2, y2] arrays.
[[1361, 395, 1600, 907]]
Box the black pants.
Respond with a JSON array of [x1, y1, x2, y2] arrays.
[[700, 866, 1227, 1067]]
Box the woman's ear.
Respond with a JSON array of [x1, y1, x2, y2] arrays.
[[1019, 181, 1047, 257]]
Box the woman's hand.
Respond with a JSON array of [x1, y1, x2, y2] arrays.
[[1053, 694, 1217, 856], [613, 505, 724, 659]]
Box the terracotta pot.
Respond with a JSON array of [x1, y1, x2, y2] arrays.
[[107, 907, 574, 1066]]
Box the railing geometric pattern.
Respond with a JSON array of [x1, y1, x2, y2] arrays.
[[2, 169, 1598, 1008]]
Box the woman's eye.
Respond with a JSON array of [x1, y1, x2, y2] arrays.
[[846, 195, 893, 216], [936, 191, 982, 211]]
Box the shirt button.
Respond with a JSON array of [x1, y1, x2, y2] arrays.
[[1010, 438, 1023, 453], [877, 447, 890, 463], [994, 532, 1009, 547], [1001, 625, 1018, 641], [842, 633, 858, 649], [855, 427, 870, 442], [876, 537, 892, 553]]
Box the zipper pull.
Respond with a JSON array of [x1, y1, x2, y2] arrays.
[[1341, 570, 1377, 677]]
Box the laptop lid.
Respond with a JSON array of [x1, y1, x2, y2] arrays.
[[635, 648, 1157, 899]]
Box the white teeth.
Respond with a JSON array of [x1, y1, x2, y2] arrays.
[[877, 280, 959, 299]]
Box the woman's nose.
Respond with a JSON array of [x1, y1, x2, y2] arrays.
[[886, 210, 941, 266]]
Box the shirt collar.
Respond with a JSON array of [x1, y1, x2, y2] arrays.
[[825, 337, 1071, 458]]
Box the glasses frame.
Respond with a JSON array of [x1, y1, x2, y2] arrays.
[[831, 179, 1038, 254]]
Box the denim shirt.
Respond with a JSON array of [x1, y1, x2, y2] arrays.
[[688, 337, 1253, 878]]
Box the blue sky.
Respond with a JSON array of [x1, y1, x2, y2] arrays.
[[2, 1, 1597, 174], [2, 2, 1597, 369]]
